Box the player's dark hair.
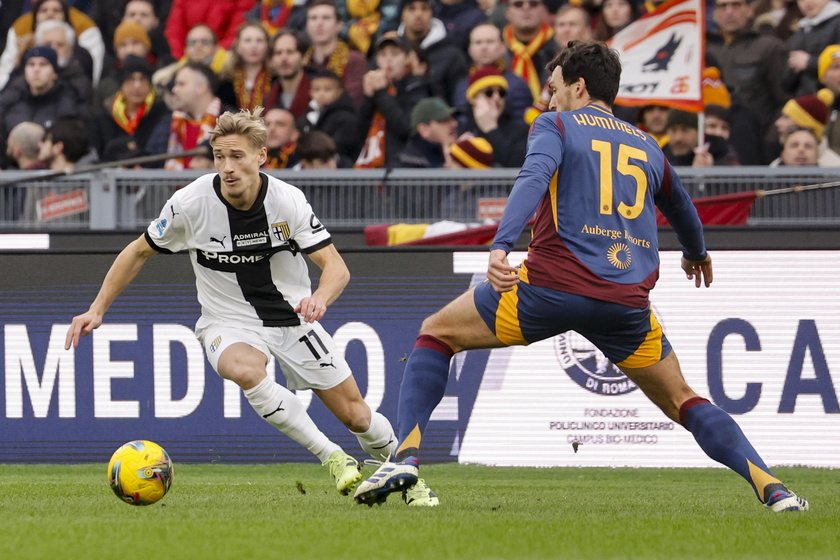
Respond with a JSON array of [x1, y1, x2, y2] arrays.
[[44, 116, 89, 163], [547, 41, 621, 106], [271, 28, 310, 56]]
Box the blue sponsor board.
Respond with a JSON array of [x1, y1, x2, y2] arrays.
[[0, 252, 486, 464]]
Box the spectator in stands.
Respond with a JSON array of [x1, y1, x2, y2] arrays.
[[662, 109, 737, 167], [164, 0, 253, 60], [152, 24, 229, 96], [38, 115, 94, 172], [34, 19, 92, 100], [247, 0, 308, 37], [593, 0, 639, 42], [773, 126, 822, 165], [396, 96, 459, 167], [96, 55, 171, 167], [434, 0, 488, 52], [164, 61, 229, 170], [552, 5, 592, 51], [452, 22, 532, 123], [502, 0, 558, 104], [707, 0, 788, 152], [0, 46, 89, 169], [818, 44, 840, 151], [636, 105, 670, 147], [398, 0, 469, 103], [773, 88, 840, 165], [440, 136, 499, 221], [752, 0, 802, 42], [265, 29, 312, 119], [702, 65, 760, 164], [217, 22, 273, 111], [458, 66, 529, 167], [295, 129, 345, 168], [120, 0, 173, 67], [3, 121, 47, 220], [305, 0, 367, 107], [353, 34, 434, 168], [95, 21, 152, 109], [340, 0, 402, 56], [88, 0, 172, 58], [297, 69, 358, 160], [263, 107, 299, 169], [0, 0, 26, 57], [0, 0, 105, 90], [785, 0, 840, 97]]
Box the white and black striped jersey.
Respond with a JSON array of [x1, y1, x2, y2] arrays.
[[144, 172, 332, 327]]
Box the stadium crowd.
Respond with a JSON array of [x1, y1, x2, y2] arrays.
[[3, 0, 840, 183]]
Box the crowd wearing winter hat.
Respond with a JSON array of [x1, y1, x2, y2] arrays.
[[4, 0, 840, 188]]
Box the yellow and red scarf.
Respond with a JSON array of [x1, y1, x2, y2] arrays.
[[307, 40, 350, 78], [346, 0, 381, 55], [165, 97, 222, 170], [111, 90, 155, 135], [354, 85, 396, 169], [504, 23, 554, 102], [234, 66, 272, 110], [260, 0, 296, 35]]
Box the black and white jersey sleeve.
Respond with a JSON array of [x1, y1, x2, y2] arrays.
[[145, 172, 332, 327]]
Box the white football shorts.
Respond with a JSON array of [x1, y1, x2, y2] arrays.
[[195, 317, 352, 390]]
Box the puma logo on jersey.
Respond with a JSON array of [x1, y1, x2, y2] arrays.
[[210, 236, 226, 248]]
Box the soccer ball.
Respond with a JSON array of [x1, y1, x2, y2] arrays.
[[107, 440, 173, 506]]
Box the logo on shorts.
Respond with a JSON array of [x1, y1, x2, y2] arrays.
[[272, 221, 291, 242], [554, 331, 638, 396], [607, 243, 632, 269], [209, 335, 222, 353]]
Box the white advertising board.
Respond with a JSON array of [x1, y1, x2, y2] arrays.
[[453, 251, 840, 468]]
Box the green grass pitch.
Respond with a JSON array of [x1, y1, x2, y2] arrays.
[[1, 464, 837, 560]]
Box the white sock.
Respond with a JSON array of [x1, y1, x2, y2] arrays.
[[351, 411, 396, 462], [243, 377, 340, 463]]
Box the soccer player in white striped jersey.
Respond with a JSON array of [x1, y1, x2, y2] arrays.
[[65, 107, 410, 500]]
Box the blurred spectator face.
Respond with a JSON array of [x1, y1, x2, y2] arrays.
[[35, 0, 65, 24], [264, 109, 297, 148], [236, 25, 269, 66], [506, 0, 545, 34], [376, 44, 409, 81], [780, 129, 819, 165], [271, 34, 305, 79], [39, 26, 73, 67], [602, 0, 633, 30], [667, 124, 698, 156], [123, 0, 159, 32], [38, 132, 58, 164], [185, 26, 217, 63], [116, 36, 150, 60], [705, 115, 731, 140], [306, 5, 342, 45], [122, 72, 152, 107], [774, 114, 797, 143], [310, 76, 342, 108], [301, 157, 337, 169], [798, 0, 829, 19], [468, 24, 506, 66], [402, 2, 433, 36], [472, 86, 507, 113], [24, 56, 58, 94], [554, 7, 591, 48], [713, 0, 751, 34], [640, 106, 669, 135], [424, 118, 458, 146], [822, 59, 840, 94], [171, 67, 205, 113]]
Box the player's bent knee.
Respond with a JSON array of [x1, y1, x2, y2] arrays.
[[340, 402, 372, 433]]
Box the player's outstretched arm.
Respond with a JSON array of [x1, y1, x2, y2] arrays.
[[64, 234, 158, 350], [681, 254, 713, 288], [297, 243, 350, 323], [487, 248, 519, 293]]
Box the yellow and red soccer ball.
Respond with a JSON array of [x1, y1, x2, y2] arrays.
[[107, 440, 173, 506]]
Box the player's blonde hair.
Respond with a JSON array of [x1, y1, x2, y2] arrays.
[[209, 107, 268, 151]]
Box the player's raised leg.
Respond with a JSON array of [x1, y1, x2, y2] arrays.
[[621, 351, 809, 512], [354, 288, 504, 506]]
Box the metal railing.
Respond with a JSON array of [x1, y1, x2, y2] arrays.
[[1, 167, 839, 230]]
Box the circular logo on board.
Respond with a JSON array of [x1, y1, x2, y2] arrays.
[[554, 331, 638, 395]]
